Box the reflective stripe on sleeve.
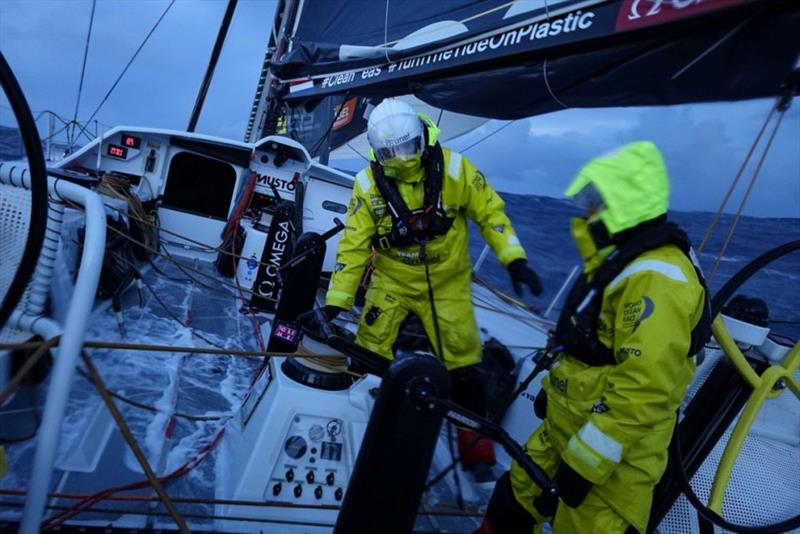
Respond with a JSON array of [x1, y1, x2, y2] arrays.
[[578, 422, 623, 463], [356, 170, 370, 193], [448, 151, 462, 180]]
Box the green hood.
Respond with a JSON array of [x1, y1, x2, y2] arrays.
[[565, 141, 670, 235]]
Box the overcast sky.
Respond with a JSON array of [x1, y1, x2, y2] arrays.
[[1, 0, 798, 217]]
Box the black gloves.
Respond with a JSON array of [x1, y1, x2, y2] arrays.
[[319, 305, 343, 322], [553, 461, 593, 508], [507, 259, 543, 297], [297, 305, 343, 326]]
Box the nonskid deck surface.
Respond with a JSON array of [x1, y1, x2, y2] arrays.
[[1, 254, 263, 530], [0, 254, 529, 532], [1, 253, 798, 532]]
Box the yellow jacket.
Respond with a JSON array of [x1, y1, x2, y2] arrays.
[[326, 147, 526, 311], [546, 243, 704, 531]]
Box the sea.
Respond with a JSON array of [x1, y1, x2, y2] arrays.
[[469, 193, 800, 341]]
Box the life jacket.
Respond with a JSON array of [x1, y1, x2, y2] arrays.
[[369, 141, 455, 250], [554, 222, 712, 367]]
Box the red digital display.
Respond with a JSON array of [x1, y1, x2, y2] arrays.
[[106, 144, 128, 159], [274, 324, 299, 342], [121, 134, 141, 149]]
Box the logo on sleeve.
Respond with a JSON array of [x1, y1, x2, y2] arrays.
[[622, 296, 655, 332], [348, 197, 362, 215], [472, 171, 487, 191]]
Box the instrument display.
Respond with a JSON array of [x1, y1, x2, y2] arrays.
[[106, 144, 128, 159]]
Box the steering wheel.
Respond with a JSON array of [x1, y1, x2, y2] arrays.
[[0, 52, 48, 331]]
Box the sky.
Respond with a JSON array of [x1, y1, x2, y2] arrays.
[[1, 0, 798, 217]]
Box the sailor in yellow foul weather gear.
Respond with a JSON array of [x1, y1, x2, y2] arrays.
[[321, 98, 543, 470], [478, 141, 711, 533]]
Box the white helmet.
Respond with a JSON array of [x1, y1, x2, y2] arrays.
[[367, 99, 424, 164]]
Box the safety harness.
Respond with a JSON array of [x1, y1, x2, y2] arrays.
[[369, 141, 454, 250], [554, 222, 712, 367]]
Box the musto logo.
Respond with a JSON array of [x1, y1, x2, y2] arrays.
[[616, 0, 743, 31], [257, 174, 296, 193]]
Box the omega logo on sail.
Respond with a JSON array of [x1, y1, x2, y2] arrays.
[[620, 0, 741, 30]]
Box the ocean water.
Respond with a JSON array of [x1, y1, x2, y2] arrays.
[[469, 193, 800, 341]]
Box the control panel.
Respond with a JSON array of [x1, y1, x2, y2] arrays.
[[265, 414, 349, 505]]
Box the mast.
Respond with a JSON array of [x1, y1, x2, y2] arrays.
[[187, 0, 238, 132], [245, 0, 299, 142]]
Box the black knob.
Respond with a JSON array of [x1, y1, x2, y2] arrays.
[[306, 470, 315, 484], [314, 485, 323, 500], [326, 472, 335, 486], [285, 468, 294, 482], [294, 484, 303, 498], [272, 483, 282, 496], [334, 487, 343, 501]]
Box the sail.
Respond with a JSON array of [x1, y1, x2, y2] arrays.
[[272, 0, 800, 119], [290, 94, 488, 161]]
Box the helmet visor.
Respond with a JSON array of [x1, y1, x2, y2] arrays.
[[572, 182, 605, 216], [374, 136, 422, 164]]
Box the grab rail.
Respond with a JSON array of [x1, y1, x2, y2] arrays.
[[0, 164, 106, 533]]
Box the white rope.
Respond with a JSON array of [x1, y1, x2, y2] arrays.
[[543, 55, 570, 110]]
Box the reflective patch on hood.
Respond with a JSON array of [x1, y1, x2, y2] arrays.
[[493, 224, 505, 233], [334, 263, 345, 273]]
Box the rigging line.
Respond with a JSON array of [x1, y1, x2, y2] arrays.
[[543, 54, 569, 110], [310, 91, 351, 155], [697, 103, 776, 254], [0, 489, 483, 516], [708, 107, 786, 284], [74, 367, 224, 421], [78, 350, 191, 533], [55, 190, 220, 293], [0, 501, 485, 526], [0, 339, 352, 361], [671, 10, 759, 81], [39, 121, 72, 143], [346, 142, 369, 161], [460, 120, 516, 153], [97, 200, 217, 253], [383, 0, 394, 64], [120, 253, 245, 352], [70, 0, 97, 150], [0, 336, 59, 408], [84, 0, 176, 126], [58, 194, 261, 301]]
